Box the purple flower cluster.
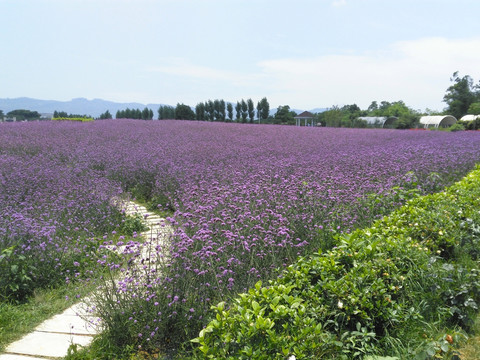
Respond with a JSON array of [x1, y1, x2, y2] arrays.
[[1, 120, 480, 349]]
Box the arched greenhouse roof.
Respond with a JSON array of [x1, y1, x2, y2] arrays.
[[358, 116, 398, 128], [460, 114, 480, 121], [419, 115, 457, 128]]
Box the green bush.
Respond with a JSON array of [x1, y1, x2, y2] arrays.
[[192, 165, 480, 359], [448, 123, 465, 132]]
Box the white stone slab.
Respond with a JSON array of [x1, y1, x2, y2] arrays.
[[35, 313, 99, 335], [63, 301, 95, 317], [5, 331, 93, 358]]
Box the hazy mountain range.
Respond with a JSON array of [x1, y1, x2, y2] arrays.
[[0, 97, 326, 118]]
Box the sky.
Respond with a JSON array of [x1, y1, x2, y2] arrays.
[[1, 0, 480, 112]]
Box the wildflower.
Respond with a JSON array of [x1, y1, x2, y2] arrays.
[[337, 300, 344, 309]]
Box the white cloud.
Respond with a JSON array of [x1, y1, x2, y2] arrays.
[[256, 37, 480, 110], [144, 38, 480, 111]]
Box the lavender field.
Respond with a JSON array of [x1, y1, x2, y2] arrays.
[[2, 120, 480, 353]]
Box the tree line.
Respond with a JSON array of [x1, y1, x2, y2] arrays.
[[157, 97, 270, 123], [115, 107, 154, 120], [2, 72, 479, 129]]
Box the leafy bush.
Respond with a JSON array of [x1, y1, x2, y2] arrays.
[[448, 123, 466, 132]]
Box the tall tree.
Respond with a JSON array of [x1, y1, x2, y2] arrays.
[[227, 103, 233, 121], [235, 101, 241, 121], [219, 99, 226, 122], [142, 107, 152, 120], [258, 97, 270, 121], [322, 106, 343, 127], [273, 105, 295, 125], [247, 98, 255, 123], [195, 102, 205, 120], [98, 110, 112, 119], [443, 71, 477, 119], [206, 100, 214, 121], [158, 105, 174, 119], [241, 99, 248, 123], [213, 99, 221, 121]]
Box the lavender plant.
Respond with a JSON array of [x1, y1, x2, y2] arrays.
[[2, 120, 480, 355]]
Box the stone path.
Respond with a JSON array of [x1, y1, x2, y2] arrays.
[[0, 201, 171, 360]]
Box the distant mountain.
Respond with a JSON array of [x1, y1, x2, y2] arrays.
[[0, 97, 167, 118], [0, 97, 328, 119]]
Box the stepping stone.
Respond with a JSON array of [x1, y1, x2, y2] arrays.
[[4, 331, 93, 358], [35, 312, 99, 335]]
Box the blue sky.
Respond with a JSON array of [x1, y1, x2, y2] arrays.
[[1, 0, 480, 112]]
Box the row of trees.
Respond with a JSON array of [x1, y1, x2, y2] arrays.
[[318, 101, 419, 129], [115, 107, 154, 120], [1, 109, 41, 121], [53, 111, 91, 119], [158, 98, 271, 123]]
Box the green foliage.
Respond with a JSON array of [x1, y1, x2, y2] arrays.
[[116, 107, 153, 120], [120, 214, 149, 236], [226, 102, 234, 121], [467, 102, 480, 115], [192, 165, 480, 359], [175, 103, 195, 120], [274, 105, 296, 125], [7, 109, 40, 120], [0, 246, 35, 303], [53, 111, 93, 119], [448, 123, 466, 132], [0, 282, 95, 351], [257, 97, 270, 122], [98, 110, 112, 119], [158, 105, 175, 120], [247, 98, 255, 123], [458, 118, 480, 130], [443, 72, 479, 119]]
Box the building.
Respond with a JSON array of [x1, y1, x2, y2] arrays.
[[294, 111, 316, 126], [358, 116, 398, 128], [460, 114, 480, 121], [419, 115, 457, 129]]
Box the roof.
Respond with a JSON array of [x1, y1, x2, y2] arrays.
[[358, 116, 398, 127], [460, 114, 480, 121], [294, 111, 315, 119], [419, 115, 457, 127]]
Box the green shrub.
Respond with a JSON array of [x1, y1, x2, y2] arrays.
[[448, 123, 465, 132]]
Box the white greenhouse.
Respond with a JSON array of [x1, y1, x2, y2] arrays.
[[419, 115, 457, 129], [460, 114, 480, 121], [358, 116, 398, 128]]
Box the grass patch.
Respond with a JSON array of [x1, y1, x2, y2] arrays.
[[0, 281, 96, 352]]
